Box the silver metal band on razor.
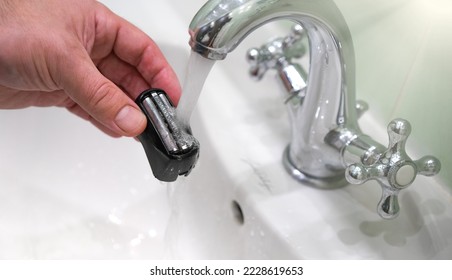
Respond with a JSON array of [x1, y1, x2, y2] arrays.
[[140, 90, 195, 155]]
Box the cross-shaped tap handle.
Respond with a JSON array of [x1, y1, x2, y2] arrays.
[[345, 119, 441, 219], [246, 24, 306, 80]]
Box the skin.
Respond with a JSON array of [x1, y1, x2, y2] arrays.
[[0, 0, 181, 137]]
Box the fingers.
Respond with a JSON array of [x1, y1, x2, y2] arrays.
[[0, 86, 123, 137], [94, 5, 181, 104], [96, 53, 150, 99], [49, 3, 181, 137], [59, 47, 146, 137], [114, 30, 182, 104], [66, 101, 121, 138]]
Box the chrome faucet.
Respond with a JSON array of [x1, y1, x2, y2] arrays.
[[189, 0, 441, 219]]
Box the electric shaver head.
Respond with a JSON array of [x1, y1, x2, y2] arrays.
[[135, 89, 199, 182]]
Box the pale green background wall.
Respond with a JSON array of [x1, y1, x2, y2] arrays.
[[335, 0, 452, 188]]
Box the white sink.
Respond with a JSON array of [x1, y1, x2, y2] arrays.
[[173, 62, 452, 259], [0, 0, 451, 259], [0, 107, 171, 259]]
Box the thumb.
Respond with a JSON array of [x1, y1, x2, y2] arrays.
[[59, 50, 147, 137]]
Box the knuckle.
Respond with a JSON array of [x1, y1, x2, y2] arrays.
[[85, 80, 120, 115]]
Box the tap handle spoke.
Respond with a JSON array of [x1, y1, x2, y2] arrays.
[[246, 24, 306, 80], [345, 119, 441, 219]]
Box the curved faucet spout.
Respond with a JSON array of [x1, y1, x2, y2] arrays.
[[190, 0, 351, 62], [190, 0, 359, 179]]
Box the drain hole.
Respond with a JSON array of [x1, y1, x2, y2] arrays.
[[231, 200, 245, 225]]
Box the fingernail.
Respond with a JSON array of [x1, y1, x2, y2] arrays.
[[115, 105, 146, 135]]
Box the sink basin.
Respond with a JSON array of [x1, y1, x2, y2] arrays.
[[0, 107, 171, 259], [172, 64, 452, 259], [0, 0, 451, 260]]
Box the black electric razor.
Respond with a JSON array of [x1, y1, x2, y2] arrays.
[[135, 89, 199, 182]]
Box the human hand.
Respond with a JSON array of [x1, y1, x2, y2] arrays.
[[0, 0, 181, 137]]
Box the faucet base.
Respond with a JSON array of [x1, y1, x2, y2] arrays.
[[282, 147, 348, 189]]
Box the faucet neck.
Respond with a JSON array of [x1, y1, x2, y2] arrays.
[[285, 17, 359, 179]]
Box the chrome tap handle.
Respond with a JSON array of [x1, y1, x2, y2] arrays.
[[246, 24, 306, 80], [345, 119, 441, 219]]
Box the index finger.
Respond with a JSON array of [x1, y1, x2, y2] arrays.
[[94, 4, 182, 104]]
